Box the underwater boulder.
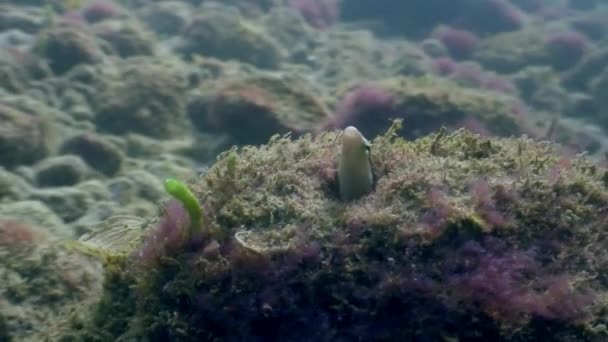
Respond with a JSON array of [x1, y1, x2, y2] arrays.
[[589, 67, 608, 130], [188, 74, 331, 145], [473, 29, 551, 74], [562, 45, 608, 91], [33, 154, 89, 187], [0, 102, 53, 168], [34, 22, 105, 75], [340, 0, 522, 38], [92, 19, 156, 58], [28, 187, 90, 223], [0, 219, 102, 340], [138, 1, 192, 36], [59, 132, 124, 177], [63, 124, 608, 340], [93, 57, 189, 138], [322, 76, 526, 139], [0, 5, 45, 34], [178, 4, 284, 69]]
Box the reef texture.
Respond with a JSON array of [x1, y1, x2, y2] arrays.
[[0, 219, 102, 341], [63, 123, 608, 341], [2, 0, 608, 339]]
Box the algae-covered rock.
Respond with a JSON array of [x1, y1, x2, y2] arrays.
[[341, 0, 522, 37], [261, 7, 315, 52], [563, 45, 608, 91], [33, 155, 89, 187], [93, 57, 189, 138], [28, 187, 90, 223], [324, 77, 526, 139], [59, 132, 124, 176], [188, 74, 331, 145], [0, 58, 28, 93], [178, 4, 284, 69], [0, 5, 45, 34], [558, 47, 608, 133], [0, 102, 53, 168], [0, 168, 32, 201], [474, 29, 550, 73], [92, 19, 155, 58], [513, 66, 571, 114], [34, 22, 104, 75], [63, 123, 608, 340], [0, 44, 49, 94], [0, 220, 102, 341], [138, 1, 192, 36], [589, 67, 608, 129], [0, 200, 67, 238]]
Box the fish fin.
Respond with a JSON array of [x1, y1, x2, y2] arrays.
[[76, 215, 154, 257]]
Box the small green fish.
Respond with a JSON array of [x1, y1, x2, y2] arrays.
[[163, 178, 203, 232]]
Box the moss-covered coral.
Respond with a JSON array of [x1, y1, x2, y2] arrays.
[[61, 123, 608, 340]]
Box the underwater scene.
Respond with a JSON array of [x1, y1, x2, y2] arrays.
[[2, 0, 608, 341]]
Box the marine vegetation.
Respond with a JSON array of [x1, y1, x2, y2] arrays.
[[60, 123, 608, 341]]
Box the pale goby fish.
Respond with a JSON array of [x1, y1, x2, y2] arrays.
[[338, 126, 374, 201]]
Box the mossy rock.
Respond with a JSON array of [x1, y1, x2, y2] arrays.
[[589, 67, 608, 131], [66, 123, 608, 340], [0, 101, 54, 168], [328, 76, 526, 139], [563, 45, 608, 91], [474, 29, 551, 73], [93, 57, 189, 138], [0, 59, 28, 93], [92, 19, 156, 58], [189, 74, 331, 145], [34, 22, 104, 75], [0, 220, 103, 340], [341, 0, 522, 37], [179, 5, 284, 69]]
